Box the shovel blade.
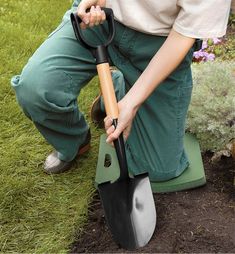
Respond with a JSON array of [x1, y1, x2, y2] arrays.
[[98, 173, 156, 250]]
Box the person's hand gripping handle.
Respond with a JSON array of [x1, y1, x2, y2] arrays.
[[77, 0, 106, 29]]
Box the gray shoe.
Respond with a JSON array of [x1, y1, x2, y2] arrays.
[[44, 130, 91, 174], [44, 151, 73, 174]]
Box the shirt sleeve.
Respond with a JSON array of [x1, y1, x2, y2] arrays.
[[173, 0, 231, 39]]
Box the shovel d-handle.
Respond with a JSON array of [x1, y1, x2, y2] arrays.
[[70, 8, 115, 64]]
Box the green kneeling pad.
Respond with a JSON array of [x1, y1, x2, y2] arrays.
[[95, 133, 206, 193]]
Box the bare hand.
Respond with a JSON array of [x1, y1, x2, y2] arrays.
[[77, 0, 106, 29], [104, 98, 138, 144]]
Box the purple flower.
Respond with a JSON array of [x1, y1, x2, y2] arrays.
[[202, 52, 215, 61], [206, 53, 215, 61], [193, 50, 205, 59], [193, 51, 201, 59], [212, 37, 221, 45], [201, 40, 208, 50], [193, 50, 215, 62]]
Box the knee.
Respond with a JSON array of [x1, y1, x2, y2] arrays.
[[11, 61, 74, 122], [11, 61, 47, 120]]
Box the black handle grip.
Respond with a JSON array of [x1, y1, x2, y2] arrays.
[[70, 7, 115, 49]]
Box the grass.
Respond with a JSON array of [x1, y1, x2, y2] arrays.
[[0, 0, 103, 252]]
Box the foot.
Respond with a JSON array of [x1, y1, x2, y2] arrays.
[[44, 129, 91, 174], [44, 151, 73, 174]]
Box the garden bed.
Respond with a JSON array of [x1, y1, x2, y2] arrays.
[[71, 153, 235, 253]]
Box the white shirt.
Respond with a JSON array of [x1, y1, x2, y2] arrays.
[[106, 0, 231, 38]]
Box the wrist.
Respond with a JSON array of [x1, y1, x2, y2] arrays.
[[80, 0, 105, 7], [121, 94, 141, 113], [97, 0, 106, 7]]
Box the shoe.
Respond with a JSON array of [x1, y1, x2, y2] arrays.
[[43, 129, 91, 174], [90, 94, 106, 128]]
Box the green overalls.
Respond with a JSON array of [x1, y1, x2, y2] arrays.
[[11, 0, 194, 181]]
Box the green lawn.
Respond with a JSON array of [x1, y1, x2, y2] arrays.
[[0, 0, 102, 252]]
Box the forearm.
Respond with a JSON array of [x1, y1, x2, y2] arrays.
[[124, 29, 195, 109]]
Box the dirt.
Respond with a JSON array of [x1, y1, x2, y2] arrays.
[[71, 153, 235, 253]]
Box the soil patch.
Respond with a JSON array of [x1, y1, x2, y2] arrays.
[[71, 153, 235, 253]]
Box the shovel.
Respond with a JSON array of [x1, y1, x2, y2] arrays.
[[71, 8, 156, 250]]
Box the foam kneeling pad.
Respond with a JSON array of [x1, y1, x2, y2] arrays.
[[95, 133, 206, 193]]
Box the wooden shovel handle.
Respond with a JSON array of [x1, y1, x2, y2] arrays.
[[97, 63, 129, 180], [97, 63, 119, 119]]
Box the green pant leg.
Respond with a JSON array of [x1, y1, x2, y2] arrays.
[[10, 9, 107, 162], [107, 22, 194, 181]]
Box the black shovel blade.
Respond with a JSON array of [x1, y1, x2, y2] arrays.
[[98, 173, 156, 250]]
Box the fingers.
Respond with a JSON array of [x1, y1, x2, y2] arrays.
[[77, 5, 106, 29], [77, 1, 90, 25], [91, 6, 105, 26], [104, 116, 130, 144], [104, 116, 113, 130]]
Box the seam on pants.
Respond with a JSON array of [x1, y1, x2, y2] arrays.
[[118, 28, 138, 57], [62, 70, 96, 133], [176, 85, 193, 139], [62, 71, 87, 128]]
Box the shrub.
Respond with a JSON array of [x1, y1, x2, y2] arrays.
[[187, 61, 235, 154]]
